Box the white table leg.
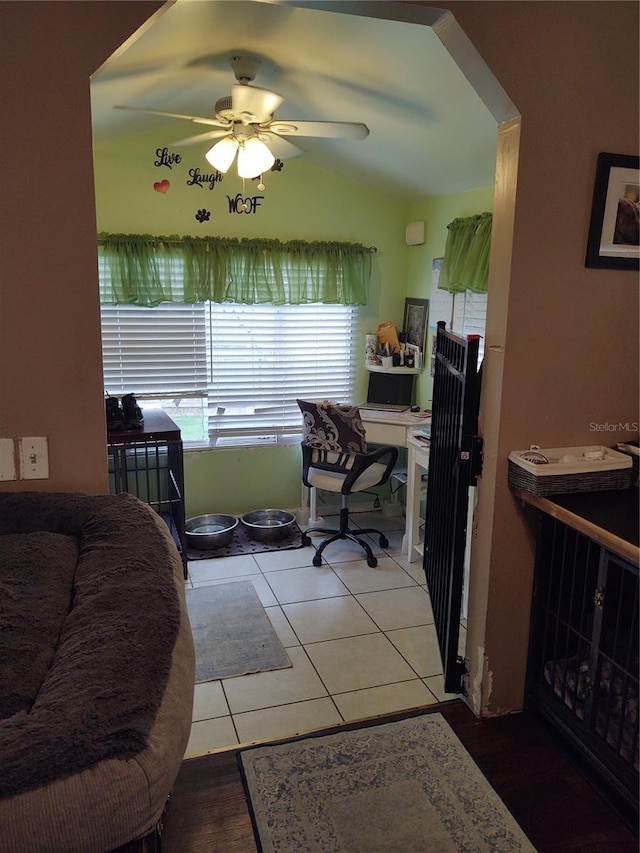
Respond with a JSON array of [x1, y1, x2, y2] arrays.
[[404, 440, 428, 562], [309, 486, 323, 526], [403, 443, 415, 560]]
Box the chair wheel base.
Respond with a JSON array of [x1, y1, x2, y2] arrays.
[[303, 519, 387, 571]]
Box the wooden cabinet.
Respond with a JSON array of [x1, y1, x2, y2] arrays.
[[522, 490, 639, 819], [107, 410, 187, 577]]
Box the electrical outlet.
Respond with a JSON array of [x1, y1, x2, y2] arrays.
[[19, 436, 49, 480], [0, 438, 16, 481]]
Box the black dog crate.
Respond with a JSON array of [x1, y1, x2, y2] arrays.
[[107, 410, 187, 578], [527, 512, 639, 818]]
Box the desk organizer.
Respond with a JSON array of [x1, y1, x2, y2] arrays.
[[508, 444, 632, 495]]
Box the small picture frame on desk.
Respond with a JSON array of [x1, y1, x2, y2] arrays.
[[405, 342, 422, 369]]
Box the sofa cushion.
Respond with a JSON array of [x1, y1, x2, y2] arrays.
[[0, 532, 77, 719], [0, 492, 182, 799]]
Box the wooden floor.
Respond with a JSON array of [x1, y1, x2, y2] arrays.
[[160, 700, 638, 853]]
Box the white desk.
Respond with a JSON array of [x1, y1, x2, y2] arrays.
[[361, 411, 431, 563], [405, 433, 430, 563], [307, 409, 429, 560], [360, 408, 426, 446]]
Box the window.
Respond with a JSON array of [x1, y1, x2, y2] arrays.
[[99, 236, 368, 447], [100, 272, 359, 447], [204, 302, 359, 445], [429, 285, 487, 362], [452, 290, 487, 361]]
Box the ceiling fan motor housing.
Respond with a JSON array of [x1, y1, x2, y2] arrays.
[[214, 95, 234, 124], [229, 54, 260, 84]]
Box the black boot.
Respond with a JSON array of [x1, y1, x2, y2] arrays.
[[121, 393, 144, 429], [105, 395, 125, 431]]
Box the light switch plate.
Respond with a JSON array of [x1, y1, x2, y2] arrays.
[[19, 436, 49, 479], [0, 438, 16, 481]]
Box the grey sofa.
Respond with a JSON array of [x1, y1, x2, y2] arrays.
[[0, 491, 195, 852]]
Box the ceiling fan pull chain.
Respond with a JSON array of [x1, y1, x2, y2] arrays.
[[241, 177, 250, 211]]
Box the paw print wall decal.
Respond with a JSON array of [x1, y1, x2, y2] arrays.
[[153, 179, 170, 193], [195, 208, 211, 223]]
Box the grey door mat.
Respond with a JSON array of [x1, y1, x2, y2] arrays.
[[186, 581, 292, 682]]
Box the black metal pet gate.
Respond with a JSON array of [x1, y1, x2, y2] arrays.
[[423, 322, 483, 695]]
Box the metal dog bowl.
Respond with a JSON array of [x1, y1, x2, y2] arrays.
[[240, 509, 296, 543], [185, 513, 238, 550]]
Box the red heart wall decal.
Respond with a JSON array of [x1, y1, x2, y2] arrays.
[[153, 179, 170, 193]]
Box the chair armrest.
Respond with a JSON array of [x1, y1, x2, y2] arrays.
[[300, 443, 398, 494], [341, 445, 398, 493]]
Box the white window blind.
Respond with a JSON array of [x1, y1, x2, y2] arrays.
[[101, 302, 208, 399], [206, 303, 358, 443], [452, 290, 487, 360], [429, 288, 487, 362], [99, 256, 359, 446]]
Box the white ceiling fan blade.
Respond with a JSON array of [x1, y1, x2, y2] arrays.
[[268, 120, 369, 140], [258, 132, 303, 161], [231, 84, 284, 124], [114, 104, 228, 128], [173, 129, 231, 147]]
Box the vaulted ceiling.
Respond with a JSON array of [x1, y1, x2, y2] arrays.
[[91, 0, 498, 201]]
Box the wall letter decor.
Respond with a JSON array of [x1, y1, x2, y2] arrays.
[[227, 194, 264, 214]]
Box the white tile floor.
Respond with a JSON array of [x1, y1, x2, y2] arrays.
[[184, 511, 464, 758]]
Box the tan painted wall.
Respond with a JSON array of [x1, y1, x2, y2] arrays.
[[0, 0, 163, 493], [433, 0, 639, 714], [0, 1, 637, 716]]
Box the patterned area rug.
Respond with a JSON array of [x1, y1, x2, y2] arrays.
[[186, 520, 305, 560], [240, 712, 537, 853], [186, 581, 292, 682]]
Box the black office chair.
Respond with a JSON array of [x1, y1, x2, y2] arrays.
[[297, 399, 399, 567]]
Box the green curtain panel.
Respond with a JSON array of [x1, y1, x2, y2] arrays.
[[438, 212, 493, 293], [98, 234, 371, 307]]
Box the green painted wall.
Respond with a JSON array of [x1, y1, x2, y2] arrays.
[[406, 186, 495, 408], [93, 128, 409, 342], [93, 129, 493, 516]]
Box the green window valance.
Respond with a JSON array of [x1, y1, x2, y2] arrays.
[[438, 212, 493, 293], [97, 233, 371, 307]]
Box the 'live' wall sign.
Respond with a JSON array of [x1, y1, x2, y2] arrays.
[[154, 147, 182, 169]]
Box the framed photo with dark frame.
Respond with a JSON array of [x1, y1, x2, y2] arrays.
[[585, 152, 639, 270], [403, 297, 429, 354]]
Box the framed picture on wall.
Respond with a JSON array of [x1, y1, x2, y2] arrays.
[[585, 152, 639, 270], [403, 297, 429, 354]]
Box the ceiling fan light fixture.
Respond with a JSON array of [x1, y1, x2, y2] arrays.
[[237, 136, 275, 179], [205, 135, 238, 172]]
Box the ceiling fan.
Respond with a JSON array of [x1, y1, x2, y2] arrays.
[[115, 55, 369, 178]]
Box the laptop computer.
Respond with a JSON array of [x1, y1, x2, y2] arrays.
[[359, 371, 414, 413]]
